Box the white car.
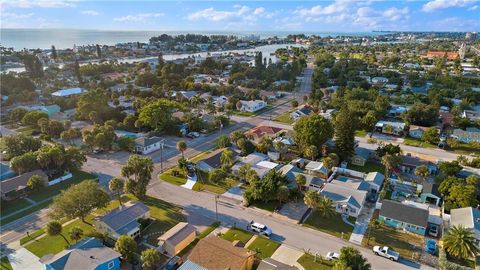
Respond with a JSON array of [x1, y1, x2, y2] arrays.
[[373, 246, 399, 261], [249, 221, 272, 237], [326, 252, 340, 261]]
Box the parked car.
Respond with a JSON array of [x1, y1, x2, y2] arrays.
[[248, 221, 272, 237], [429, 224, 439, 237], [425, 239, 437, 255], [373, 246, 399, 261], [326, 252, 339, 261]]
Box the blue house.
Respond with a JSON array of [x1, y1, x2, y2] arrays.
[[42, 237, 121, 270], [378, 200, 429, 235]]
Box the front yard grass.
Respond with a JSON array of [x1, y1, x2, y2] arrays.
[[274, 111, 294, 124], [303, 212, 356, 240], [247, 236, 280, 259], [448, 142, 480, 156], [355, 130, 367, 137], [250, 200, 279, 212], [221, 228, 253, 244], [159, 169, 187, 186], [0, 198, 33, 216], [347, 162, 385, 174], [193, 176, 238, 194], [403, 137, 436, 148], [0, 256, 12, 270], [297, 253, 333, 270], [362, 223, 423, 260]]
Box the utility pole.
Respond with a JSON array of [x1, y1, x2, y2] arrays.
[[160, 139, 165, 173], [215, 195, 219, 221]]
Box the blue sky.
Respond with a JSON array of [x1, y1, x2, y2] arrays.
[[1, 0, 479, 31]]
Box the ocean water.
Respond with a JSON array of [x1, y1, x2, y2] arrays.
[[0, 29, 386, 50]]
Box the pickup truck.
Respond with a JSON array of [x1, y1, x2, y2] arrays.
[[373, 246, 399, 261]]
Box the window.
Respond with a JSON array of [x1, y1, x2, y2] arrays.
[[108, 261, 115, 269], [385, 218, 391, 221]]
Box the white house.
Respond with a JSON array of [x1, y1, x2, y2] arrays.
[[320, 183, 367, 218], [51, 87, 85, 97], [239, 100, 266, 113], [134, 136, 163, 155], [290, 106, 312, 120], [450, 207, 480, 245], [95, 201, 150, 239], [375, 120, 406, 136]]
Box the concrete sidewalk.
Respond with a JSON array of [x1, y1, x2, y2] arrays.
[[7, 248, 42, 270]]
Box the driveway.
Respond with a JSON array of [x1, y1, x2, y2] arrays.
[[7, 248, 43, 270], [271, 244, 304, 267], [222, 185, 244, 202], [349, 202, 376, 245]]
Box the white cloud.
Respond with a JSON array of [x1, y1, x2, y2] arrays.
[[2, 12, 34, 19], [422, 0, 478, 12], [383, 7, 409, 21], [113, 13, 164, 22], [1, 0, 75, 9], [294, 1, 349, 17], [81, 10, 99, 16], [354, 6, 410, 28], [468, 4, 479, 10], [187, 5, 274, 24]]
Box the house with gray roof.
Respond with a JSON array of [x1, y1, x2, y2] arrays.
[[134, 136, 163, 155], [351, 147, 372, 167], [320, 183, 367, 218], [158, 222, 197, 256], [364, 172, 385, 193], [378, 200, 428, 235], [42, 237, 120, 270], [452, 128, 480, 143], [450, 207, 480, 243], [0, 170, 48, 200], [420, 183, 441, 206], [277, 164, 303, 189], [95, 201, 149, 239]]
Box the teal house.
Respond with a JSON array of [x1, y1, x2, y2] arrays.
[[378, 200, 428, 235], [42, 237, 121, 270]]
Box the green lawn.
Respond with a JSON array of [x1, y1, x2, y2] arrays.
[[403, 137, 436, 148], [251, 200, 279, 212], [274, 111, 294, 124], [247, 236, 280, 259], [233, 106, 272, 117], [0, 256, 12, 270], [0, 200, 52, 226], [221, 228, 253, 244], [0, 198, 33, 216], [304, 212, 356, 240], [20, 228, 46, 245], [362, 223, 423, 259], [16, 126, 38, 135], [159, 169, 187, 186], [449, 142, 480, 156], [347, 162, 385, 174], [354, 130, 367, 137], [297, 254, 334, 270], [193, 176, 239, 194]]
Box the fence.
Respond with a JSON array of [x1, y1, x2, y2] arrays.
[[48, 172, 73, 186]]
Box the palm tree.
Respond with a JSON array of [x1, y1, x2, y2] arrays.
[[414, 165, 429, 183], [277, 185, 290, 207], [443, 225, 479, 260], [304, 145, 318, 160], [141, 248, 162, 270], [317, 196, 336, 218], [109, 177, 124, 206], [304, 190, 320, 211], [220, 149, 235, 169], [238, 163, 252, 182], [176, 140, 187, 158], [46, 221, 69, 245], [295, 174, 306, 191], [381, 154, 401, 179], [68, 226, 84, 243]]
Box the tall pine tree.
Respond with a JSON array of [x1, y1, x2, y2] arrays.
[[334, 107, 356, 161]]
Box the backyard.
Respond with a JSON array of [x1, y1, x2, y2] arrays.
[[297, 253, 334, 270], [303, 212, 356, 240], [347, 162, 385, 174]]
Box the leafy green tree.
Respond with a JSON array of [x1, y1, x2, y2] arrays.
[[291, 100, 299, 108], [375, 143, 401, 158], [304, 190, 320, 210], [69, 226, 83, 243], [304, 145, 318, 160], [49, 180, 110, 223], [22, 111, 48, 127], [335, 246, 371, 270], [117, 136, 135, 152], [46, 221, 69, 245], [10, 107, 28, 122], [293, 114, 333, 151], [334, 107, 356, 160], [220, 149, 235, 169], [295, 174, 306, 191], [244, 170, 286, 204], [236, 138, 255, 156], [209, 168, 227, 184], [422, 127, 439, 144], [10, 152, 39, 174], [61, 128, 81, 145], [381, 154, 401, 179], [443, 225, 479, 260], [277, 185, 290, 205], [317, 196, 336, 218], [439, 160, 462, 176], [138, 99, 181, 132], [141, 248, 162, 270], [51, 45, 57, 60], [176, 140, 187, 158], [114, 235, 137, 263], [27, 175, 45, 192], [122, 155, 154, 198], [76, 88, 111, 122], [238, 163, 252, 182], [414, 165, 430, 182], [109, 177, 125, 206], [361, 110, 378, 131], [216, 135, 231, 148]]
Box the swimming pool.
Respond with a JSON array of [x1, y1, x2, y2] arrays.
[[337, 176, 350, 182]]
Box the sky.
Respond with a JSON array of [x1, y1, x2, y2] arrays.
[[1, 0, 479, 32]]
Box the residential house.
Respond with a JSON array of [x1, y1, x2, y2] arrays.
[[351, 147, 371, 167], [134, 136, 163, 155], [371, 77, 388, 87], [95, 201, 150, 239], [180, 236, 255, 270], [318, 109, 336, 120], [378, 200, 428, 235], [426, 51, 459, 60], [197, 148, 238, 173], [213, 96, 228, 108], [363, 172, 385, 193], [375, 121, 406, 136], [172, 91, 198, 101], [51, 87, 85, 97], [398, 155, 437, 176], [305, 161, 329, 178], [277, 164, 303, 189], [244, 126, 285, 143], [420, 183, 441, 206], [450, 207, 480, 244], [158, 222, 196, 256], [42, 237, 121, 270], [439, 111, 454, 127], [290, 106, 312, 120], [37, 105, 61, 117], [110, 84, 128, 92], [259, 90, 280, 100], [452, 128, 480, 143], [408, 125, 430, 139], [239, 100, 267, 113], [257, 258, 297, 270], [0, 170, 48, 200], [320, 183, 367, 218]]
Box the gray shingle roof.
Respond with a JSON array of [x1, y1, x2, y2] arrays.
[[99, 201, 149, 234], [135, 136, 162, 147], [43, 237, 120, 270], [422, 183, 441, 198], [380, 200, 429, 228], [0, 170, 48, 195]]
